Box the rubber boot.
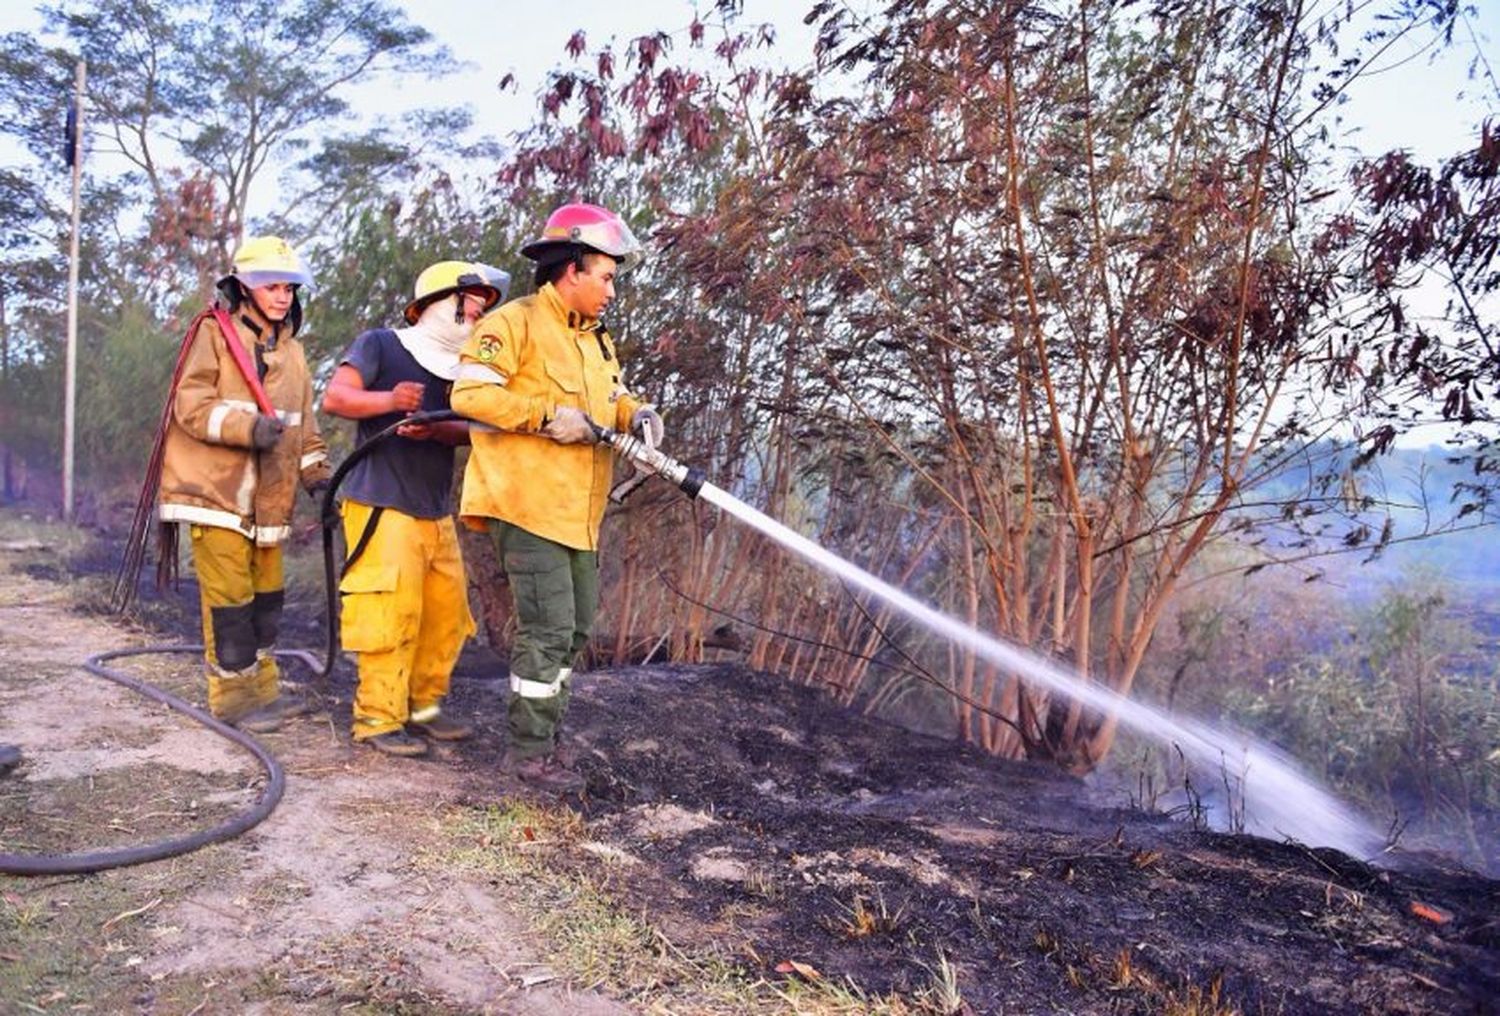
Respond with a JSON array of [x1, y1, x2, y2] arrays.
[[406, 704, 473, 742], [208, 663, 277, 730]]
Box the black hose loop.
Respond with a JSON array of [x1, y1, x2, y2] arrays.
[[0, 645, 289, 876], [0, 411, 466, 876], [317, 410, 462, 681]]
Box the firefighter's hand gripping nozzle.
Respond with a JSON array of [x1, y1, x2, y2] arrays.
[[591, 421, 705, 501]]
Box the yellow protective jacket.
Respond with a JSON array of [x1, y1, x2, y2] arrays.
[[451, 283, 642, 551], [159, 302, 330, 545]]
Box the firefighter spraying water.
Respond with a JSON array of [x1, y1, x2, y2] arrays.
[[450, 202, 667, 794], [5, 395, 1383, 876], [16, 204, 1381, 878]]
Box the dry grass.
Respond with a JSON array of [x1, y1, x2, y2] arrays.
[[822, 890, 907, 940], [0, 845, 246, 1014], [430, 799, 933, 1015], [1162, 974, 1241, 1016], [912, 947, 964, 1014]]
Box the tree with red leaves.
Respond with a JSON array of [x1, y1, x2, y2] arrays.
[[489, 0, 1497, 771]]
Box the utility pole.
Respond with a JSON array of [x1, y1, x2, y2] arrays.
[[62, 58, 84, 522], [1, 285, 10, 501]]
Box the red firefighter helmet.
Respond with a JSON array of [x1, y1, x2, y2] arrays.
[[520, 202, 643, 273]]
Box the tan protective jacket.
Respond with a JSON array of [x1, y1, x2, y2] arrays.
[[452, 283, 642, 551], [159, 303, 330, 545]]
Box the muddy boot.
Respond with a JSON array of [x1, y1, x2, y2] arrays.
[[505, 751, 584, 794], [208, 663, 264, 726], [0, 744, 21, 776], [232, 703, 284, 734], [264, 692, 315, 721], [365, 730, 429, 757], [252, 650, 315, 722], [406, 708, 473, 742], [549, 736, 584, 767]]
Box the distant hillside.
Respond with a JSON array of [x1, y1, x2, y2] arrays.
[[1235, 441, 1498, 594]]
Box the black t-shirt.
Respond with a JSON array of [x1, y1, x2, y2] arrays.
[[337, 329, 457, 519]]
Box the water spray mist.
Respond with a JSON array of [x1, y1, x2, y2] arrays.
[[596, 422, 1384, 860]]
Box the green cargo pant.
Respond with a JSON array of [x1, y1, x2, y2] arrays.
[[489, 521, 598, 760]]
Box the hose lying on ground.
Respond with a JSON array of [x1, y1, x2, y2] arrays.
[[0, 411, 461, 877], [5, 406, 694, 875], [0, 645, 290, 876]]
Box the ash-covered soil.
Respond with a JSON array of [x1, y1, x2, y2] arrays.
[[472, 665, 1498, 1016], [11, 522, 1500, 1014]]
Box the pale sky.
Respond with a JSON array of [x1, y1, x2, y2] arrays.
[[2, 1, 1492, 180], [386, 1, 1498, 165], [393, 1, 821, 148]]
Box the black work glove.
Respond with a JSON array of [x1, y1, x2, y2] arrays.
[[309, 479, 337, 527], [251, 413, 285, 450]]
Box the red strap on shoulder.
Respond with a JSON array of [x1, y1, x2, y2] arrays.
[[166, 308, 214, 398], [210, 307, 277, 416]]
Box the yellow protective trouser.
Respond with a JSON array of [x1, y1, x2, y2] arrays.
[[339, 500, 475, 740], [190, 524, 284, 721]]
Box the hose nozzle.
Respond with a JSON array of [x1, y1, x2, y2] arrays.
[[591, 422, 705, 499]]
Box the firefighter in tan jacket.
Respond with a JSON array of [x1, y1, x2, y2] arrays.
[[159, 236, 331, 732], [452, 203, 663, 793]]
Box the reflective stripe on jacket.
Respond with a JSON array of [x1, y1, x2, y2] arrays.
[[451, 283, 641, 551], [159, 302, 330, 545]]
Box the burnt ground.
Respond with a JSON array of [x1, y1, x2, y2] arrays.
[[3, 511, 1499, 1015], [525, 667, 1500, 1015]]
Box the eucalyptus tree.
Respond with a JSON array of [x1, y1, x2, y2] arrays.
[[0, 0, 461, 299], [704, 0, 1493, 768], [1345, 121, 1500, 466], [496, 0, 1494, 772]]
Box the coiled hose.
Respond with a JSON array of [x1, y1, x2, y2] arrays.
[[0, 411, 459, 876], [0, 645, 289, 876]]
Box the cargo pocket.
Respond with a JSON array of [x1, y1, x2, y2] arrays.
[[338, 563, 412, 653], [502, 538, 575, 657], [543, 356, 584, 395]]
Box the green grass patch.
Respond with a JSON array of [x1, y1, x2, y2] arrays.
[[0, 844, 244, 1014]]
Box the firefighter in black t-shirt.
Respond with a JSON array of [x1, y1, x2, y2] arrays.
[[322, 261, 508, 756]]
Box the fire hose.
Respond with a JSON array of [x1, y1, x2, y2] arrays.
[[0, 646, 292, 876], [315, 410, 704, 682], [1, 411, 699, 876]]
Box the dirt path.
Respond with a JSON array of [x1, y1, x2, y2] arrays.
[[0, 535, 631, 1015]]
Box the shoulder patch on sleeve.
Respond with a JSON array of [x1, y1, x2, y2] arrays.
[[476, 335, 500, 362]]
